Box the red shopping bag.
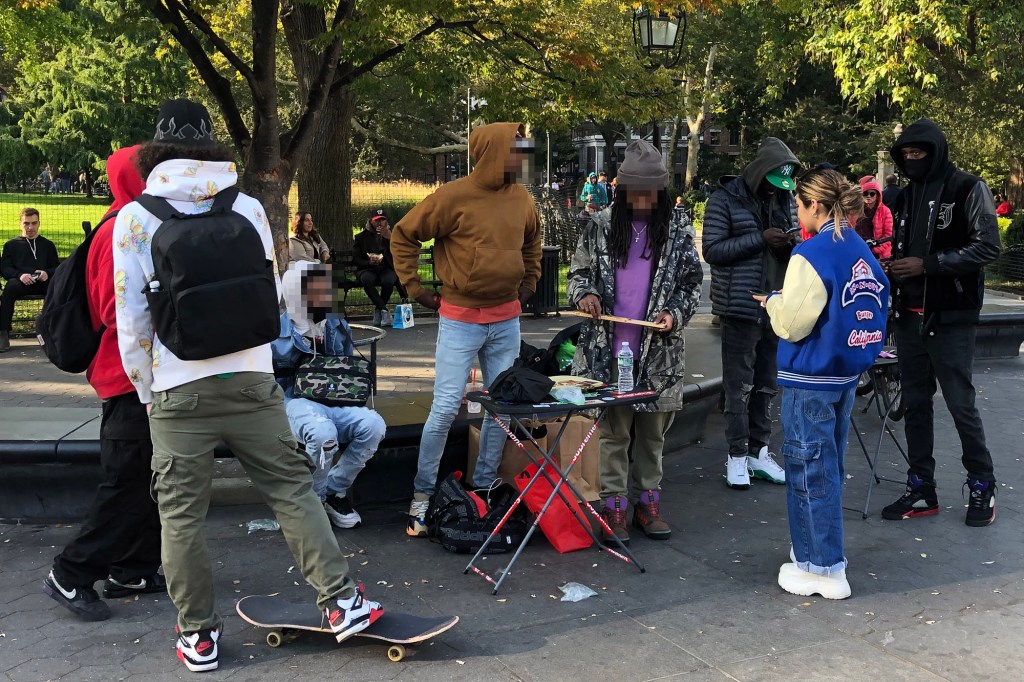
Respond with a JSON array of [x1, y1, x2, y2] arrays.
[[515, 462, 593, 553]]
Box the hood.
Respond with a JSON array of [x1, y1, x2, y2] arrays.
[[144, 158, 239, 208], [860, 178, 883, 196], [741, 137, 800, 195], [106, 145, 146, 214], [890, 118, 950, 182], [281, 261, 328, 338], [469, 122, 525, 190]]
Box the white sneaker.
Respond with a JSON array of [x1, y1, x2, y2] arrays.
[[380, 307, 392, 327], [324, 495, 362, 529], [726, 456, 751, 490], [777, 562, 851, 600], [406, 494, 430, 538], [326, 586, 383, 642], [748, 446, 786, 484]]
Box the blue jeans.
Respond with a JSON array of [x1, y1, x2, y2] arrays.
[[781, 386, 856, 576], [414, 315, 520, 494], [285, 399, 386, 500]]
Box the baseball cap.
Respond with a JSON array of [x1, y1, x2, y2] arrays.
[[765, 163, 798, 191], [369, 208, 387, 221]]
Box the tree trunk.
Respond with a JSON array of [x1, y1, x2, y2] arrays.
[[683, 45, 718, 191], [1008, 156, 1024, 210], [666, 114, 684, 179], [298, 87, 357, 250], [594, 121, 624, 178], [684, 112, 703, 191], [241, 164, 295, 273]]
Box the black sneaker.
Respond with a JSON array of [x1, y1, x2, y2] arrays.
[[176, 624, 221, 672], [103, 573, 167, 599], [964, 479, 996, 527], [324, 495, 362, 529], [43, 570, 111, 621], [881, 475, 938, 520]]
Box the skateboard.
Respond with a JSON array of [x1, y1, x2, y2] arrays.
[[235, 595, 459, 662]]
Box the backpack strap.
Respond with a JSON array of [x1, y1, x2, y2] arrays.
[[210, 186, 240, 213], [135, 193, 181, 221]]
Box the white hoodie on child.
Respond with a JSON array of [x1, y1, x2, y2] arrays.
[[112, 159, 281, 404]]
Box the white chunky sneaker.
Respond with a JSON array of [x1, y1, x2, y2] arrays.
[[725, 456, 751, 490], [748, 446, 786, 484], [778, 562, 851, 600]]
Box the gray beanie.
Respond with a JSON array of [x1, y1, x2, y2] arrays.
[[616, 140, 668, 189]]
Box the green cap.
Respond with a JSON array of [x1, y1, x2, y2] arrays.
[[765, 163, 797, 191]]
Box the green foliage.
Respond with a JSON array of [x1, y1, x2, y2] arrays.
[[1001, 214, 1024, 249]]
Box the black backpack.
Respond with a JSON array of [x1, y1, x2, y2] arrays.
[[426, 473, 529, 554], [35, 211, 118, 373], [135, 187, 279, 361]]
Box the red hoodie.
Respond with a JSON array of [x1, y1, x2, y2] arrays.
[[85, 145, 146, 399], [857, 178, 893, 260]]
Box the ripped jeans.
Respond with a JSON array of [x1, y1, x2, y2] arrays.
[[721, 317, 778, 456], [285, 399, 386, 500]]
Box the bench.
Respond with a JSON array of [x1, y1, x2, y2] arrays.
[[977, 310, 1024, 358], [326, 247, 440, 316]]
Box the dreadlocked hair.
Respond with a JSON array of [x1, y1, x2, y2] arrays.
[[608, 188, 671, 267]]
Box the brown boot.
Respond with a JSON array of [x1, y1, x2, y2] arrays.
[[600, 495, 629, 546], [633, 490, 671, 540]]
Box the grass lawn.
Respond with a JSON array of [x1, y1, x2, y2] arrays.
[[1, 193, 112, 256]]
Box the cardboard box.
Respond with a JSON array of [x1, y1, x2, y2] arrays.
[[467, 416, 601, 501], [467, 422, 547, 488]]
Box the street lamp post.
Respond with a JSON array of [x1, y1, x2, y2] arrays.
[[631, 6, 687, 154]]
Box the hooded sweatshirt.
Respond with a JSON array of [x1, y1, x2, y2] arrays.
[[113, 159, 280, 404], [889, 119, 1000, 320], [391, 122, 542, 311], [854, 178, 893, 260], [282, 261, 329, 340], [85, 145, 146, 399]]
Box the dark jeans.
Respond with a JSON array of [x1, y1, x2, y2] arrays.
[[0, 278, 48, 331], [721, 317, 779, 456], [53, 393, 161, 587], [894, 314, 995, 485], [359, 269, 406, 310]]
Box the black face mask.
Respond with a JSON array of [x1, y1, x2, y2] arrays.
[[903, 158, 932, 182]]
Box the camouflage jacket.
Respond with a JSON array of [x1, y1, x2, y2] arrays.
[[567, 209, 703, 412]]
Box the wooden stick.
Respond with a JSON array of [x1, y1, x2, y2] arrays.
[[563, 310, 665, 328]]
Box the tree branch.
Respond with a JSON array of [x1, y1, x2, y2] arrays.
[[149, 1, 251, 153], [167, 0, 258, 92], [352, 118, 467, 155]]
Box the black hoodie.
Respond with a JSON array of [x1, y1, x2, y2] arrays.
[[889, 119, 1000, 324]]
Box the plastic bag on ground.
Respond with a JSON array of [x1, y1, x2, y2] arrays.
[[246, 519, 280, 534], [558, 582, 598, 602]]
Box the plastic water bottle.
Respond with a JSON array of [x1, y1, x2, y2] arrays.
[[616, 342, 634, 393]]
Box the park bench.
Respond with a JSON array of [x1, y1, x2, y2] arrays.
[[977, 310, 1024, 358]]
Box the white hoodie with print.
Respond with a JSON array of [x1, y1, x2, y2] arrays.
[[112, 159, 281, 405]]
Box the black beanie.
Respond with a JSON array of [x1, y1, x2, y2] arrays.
[[153, 98, 215, 147]]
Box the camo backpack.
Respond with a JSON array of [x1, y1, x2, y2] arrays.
[[293, 354, 372, 407]]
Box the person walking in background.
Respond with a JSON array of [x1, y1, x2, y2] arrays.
[[40, 164, 52, 194], [580, 171, 609, 208], [881, 119, 1001, 527], [288, 211, 331, 264], [756, 168, 889, 600], [568, 140, 703, 544], [881, 174, 902, 208], [0, 208, 59, 352], [702, 137, 800, 491], [995, 194, 1013, 217], [391, 122, 541, 538], [855, 177, 893, 260], [43, 145, 165, 622], [353, 207, 406, 326]]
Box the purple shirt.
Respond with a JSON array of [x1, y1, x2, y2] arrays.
[[612, 220, 656, 357]]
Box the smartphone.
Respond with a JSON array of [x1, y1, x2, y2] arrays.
[[749, 288, 769, 297]]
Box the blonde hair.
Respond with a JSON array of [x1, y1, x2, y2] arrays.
[[795, 169, 864, 241]]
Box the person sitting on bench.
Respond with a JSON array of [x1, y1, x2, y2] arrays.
[[273, 261, 386, 529], [0, 207, 59, 352], [353, 208, 406, 326]]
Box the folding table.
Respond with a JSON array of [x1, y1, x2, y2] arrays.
[[846, 351, 909, 518], [463, 386, 659, 594]]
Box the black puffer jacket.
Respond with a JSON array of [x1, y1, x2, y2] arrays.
[[701, 138, 800, 323]]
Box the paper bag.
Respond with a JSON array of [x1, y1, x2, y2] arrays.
[[392, 303, 415, 329], [549, 415, 602, 502]]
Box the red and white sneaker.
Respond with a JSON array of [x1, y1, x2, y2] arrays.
[[326, 585, 383, 642], [175, 624, 221, 673]]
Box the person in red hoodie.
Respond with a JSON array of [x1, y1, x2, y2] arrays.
[[43, 145, 165, 622], [853, 178, 893, 260]]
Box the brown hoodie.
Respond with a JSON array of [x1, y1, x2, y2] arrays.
[[391, 122, 542, 308]]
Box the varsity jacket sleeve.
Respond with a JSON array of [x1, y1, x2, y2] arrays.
[[765, 255, 828, 342], [112, 209, 156, 404], [701, 194, 766, 266], [520, 204, 542, 293], [567, 218, 600, 305], [924, 183, 1001, 275]]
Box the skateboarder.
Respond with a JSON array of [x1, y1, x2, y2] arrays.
[[113, 98, 382, 672]]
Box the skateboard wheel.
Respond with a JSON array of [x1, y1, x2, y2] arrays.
[[387, 644, 406, 662], [266, 630, 283, 648]]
